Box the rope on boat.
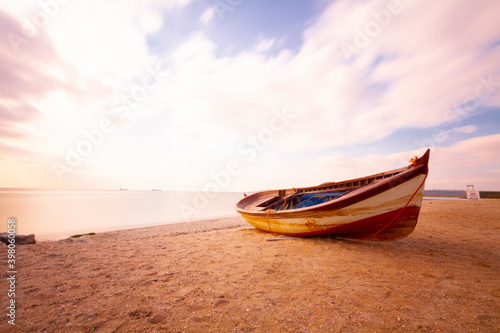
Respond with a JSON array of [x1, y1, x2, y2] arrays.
[[280, 188, 296, 210], [266, 208, 272, 234], [281, 196, 287, 210], [268, 190, 297, 236], [352, 171, 429, 242]]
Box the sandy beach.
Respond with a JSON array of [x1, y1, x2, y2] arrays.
[[1, 199, 499, 332]]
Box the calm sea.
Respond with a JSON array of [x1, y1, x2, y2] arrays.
[[0, 189, 245, 240]]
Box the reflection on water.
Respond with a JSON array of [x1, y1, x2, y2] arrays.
[[0, 190, 245, 240]]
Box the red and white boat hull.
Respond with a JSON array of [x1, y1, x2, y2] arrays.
[[236, 150, 430, 241]]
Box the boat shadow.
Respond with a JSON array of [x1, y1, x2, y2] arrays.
[[249, 227, 498, 269]]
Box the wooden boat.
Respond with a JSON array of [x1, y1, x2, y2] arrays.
[[235, 149, 430, 241]]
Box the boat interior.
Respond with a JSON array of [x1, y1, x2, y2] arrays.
[[260, 188, 355, 211]]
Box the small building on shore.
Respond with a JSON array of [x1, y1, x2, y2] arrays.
[[466, 185, 480, 200]]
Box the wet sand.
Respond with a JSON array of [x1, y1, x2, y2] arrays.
[[1, 199, 499, 332]]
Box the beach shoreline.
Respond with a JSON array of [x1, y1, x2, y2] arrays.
[[36, 214, 246, 242], [1, 199, 499, 332], [35, 198, 465, 242]]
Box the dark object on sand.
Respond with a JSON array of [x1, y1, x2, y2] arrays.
[[0, 233, 36, 245], [71, 232, 96, 238]]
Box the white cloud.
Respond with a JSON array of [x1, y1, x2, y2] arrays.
[[46, 2, 152, 85], [254, 37, 275, 53], [295, 0, 500, 143], [1, 0, 500, 191], [454, 125, 477, 134], [76, 0, 500, 190], [156, 0, 500, 158], [200, 6, 215, 24], [137, 10, 163, 34]]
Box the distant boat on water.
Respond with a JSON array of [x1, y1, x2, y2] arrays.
[[236, 149, 430, 241], [120, 188, 128, 191]]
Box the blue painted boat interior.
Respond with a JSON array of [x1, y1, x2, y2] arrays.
[[265, 189, 353, 211], [291, 191, 350, 209]]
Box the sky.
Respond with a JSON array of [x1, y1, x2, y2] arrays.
[[0, 0, 499, 192]]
